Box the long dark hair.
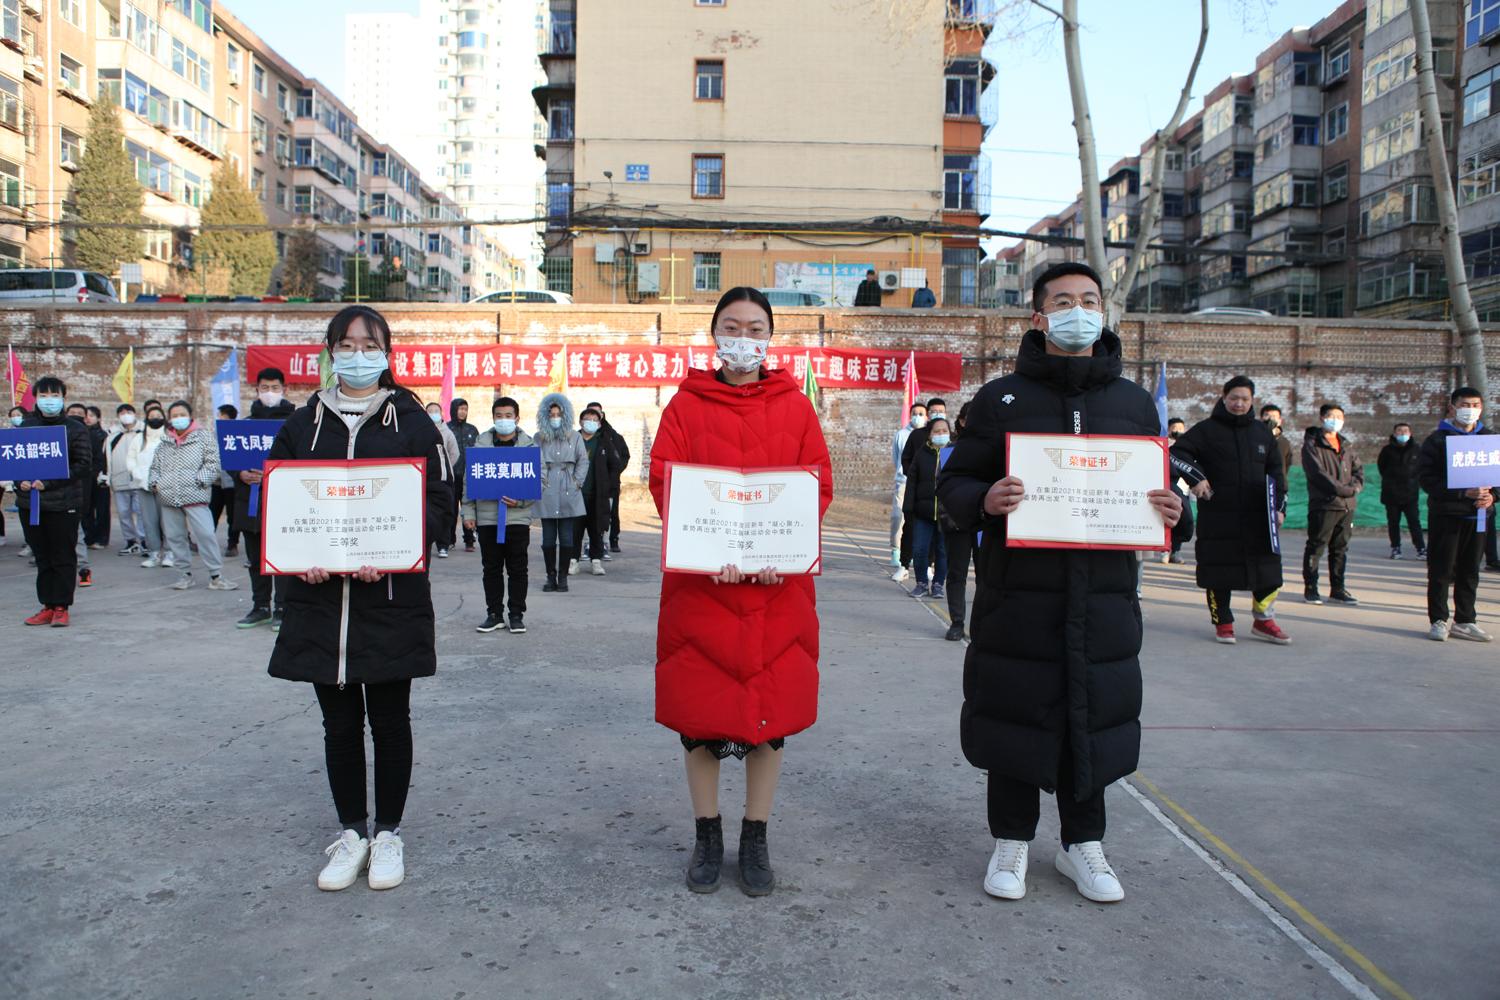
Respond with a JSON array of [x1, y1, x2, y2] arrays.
[[324, 305, 409, 395], [710, 286, 774, 334]]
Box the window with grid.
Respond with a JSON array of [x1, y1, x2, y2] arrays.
[[945, 60, 980, 116], [693, 252, 721, 292], [1464, 67, 1500, 125], [944, 154, 978, 210], [0, 156, 19, 209], [60, 127, 81, 165], [59, 0, 81, 26], [1325, 103, 1348, 143], [1325, 40, 1350, 82], [549, 98, 573, 139], [1324, 163, 1349, 203], [59, 54, 83, 94], [1468, 0, 1500, 46], [693, 154, 724, 198], [695, 60, 723, 100]]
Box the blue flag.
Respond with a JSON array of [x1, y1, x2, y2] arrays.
[[210, 348, 239, 412], [1153, 361, 1169, 436]]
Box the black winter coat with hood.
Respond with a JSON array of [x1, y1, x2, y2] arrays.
[[938, 329, 1157, 800], [266, 387, 453, 687], [1418, 420, 1499, 521], [19, 412, 93, 512], [1302, 427, 1363, 513], [1377, 436, 1421, 506], [1169, 401, 1285, 592], [230, 396, 298, 535]]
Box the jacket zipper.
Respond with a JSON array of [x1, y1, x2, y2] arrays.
[[334, 392, 380, 689]]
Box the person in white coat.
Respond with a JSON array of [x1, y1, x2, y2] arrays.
[[128, 402, 170, 567], [106, 404, 147, 555]]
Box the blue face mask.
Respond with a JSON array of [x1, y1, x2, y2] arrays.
[[36, 396, 65, 416], [170, 416, 191, 432], [494, 418, 517, 436], [429, 412, 442, 423], [9, 414, 23, 426], [549, 416, 562, 429], [1323, 417, 1344, 434], [930, 434, 951, 449], [1044, 306, 1104, 354], [332, 349, 389, 389], [1395, 434, 1410, 444], [581, 419, 600, 435]]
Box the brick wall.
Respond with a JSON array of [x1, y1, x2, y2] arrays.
[[4, 303, 1497, 495]]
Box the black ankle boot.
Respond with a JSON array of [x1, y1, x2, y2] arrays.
[[542, 546, 558, 592], [738, 818, 774, 896], [686, 815, 723, 893]]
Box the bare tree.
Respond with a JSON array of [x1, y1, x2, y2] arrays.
[[1410, 0, 1488, 396]]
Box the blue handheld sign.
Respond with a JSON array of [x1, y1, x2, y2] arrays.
[[0, 426, 70, 524], [1445, 435, 1500, 532], [217, 419, 284, 517], [464, 446, 543, 501]]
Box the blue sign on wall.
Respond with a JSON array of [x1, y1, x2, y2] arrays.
[[465, 447, 543, 501], [625, 164, 650, 182]]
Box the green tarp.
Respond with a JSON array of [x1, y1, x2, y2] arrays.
[[1277, 465, 1421, 531]]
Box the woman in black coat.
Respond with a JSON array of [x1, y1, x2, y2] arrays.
[[266, 305, 452, 893], [903, 415, 950, 600], [1169, 376, 1289, 645]]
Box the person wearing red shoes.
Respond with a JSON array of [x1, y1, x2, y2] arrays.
[[649, 287, 833, 898], [17, 376, 93, 627], [1169, 376, 1290, 645]]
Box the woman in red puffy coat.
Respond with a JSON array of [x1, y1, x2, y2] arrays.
[[649, 287, 833, 898]]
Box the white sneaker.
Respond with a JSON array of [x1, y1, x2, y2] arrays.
[[590, 559, 605, 576], [1450, 622, 1493, 642], [207, 576, 238, 591], [140, 553, 161, 568], [1054, 841, 1123, 902], [983, 838, 1029, 900], [437, 547, 449, 559], [568, 558, 579, 576], [890, 566, 909, 583], [161, 552, 176, 568], [317, 829, 370, 891], [170, 574, 194, 590], [1428, 620, 1450, 642], [18, 544, 31, 557], [367, 831, 405, 890]]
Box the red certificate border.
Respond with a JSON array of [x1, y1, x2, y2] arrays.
[[1002, 433, 1171, 552], [661, 461, 824, 576], [261, 457, 429, 576]]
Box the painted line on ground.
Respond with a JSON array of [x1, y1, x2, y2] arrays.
[[1145, 724, 1500, 734], [1127, 774, 1415, 1000]]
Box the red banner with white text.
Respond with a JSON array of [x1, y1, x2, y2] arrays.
[[244, 344, 962, 391]]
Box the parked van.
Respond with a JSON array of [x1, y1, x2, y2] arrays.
[[0, 268, 120, 303]]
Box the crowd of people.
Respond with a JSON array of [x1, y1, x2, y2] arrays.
[[3, 268, 1495, 911]]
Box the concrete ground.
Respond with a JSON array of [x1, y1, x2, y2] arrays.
[[1, 496, 1496, 1000]]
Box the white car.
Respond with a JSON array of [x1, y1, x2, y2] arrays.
[[473, 289, 574, 304], [758, 288, 827, 307], [1190, 306, 1274, 318], [0, 268, 120, 303]]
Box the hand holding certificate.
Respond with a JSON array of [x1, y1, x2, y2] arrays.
[[662, 463, 823, 576], [261, 458, 430, 575], [1004, 433, 1172, 550]]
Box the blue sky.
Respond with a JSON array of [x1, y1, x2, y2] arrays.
[[238, 0, 1339, 240]]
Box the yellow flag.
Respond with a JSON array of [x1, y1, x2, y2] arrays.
[[111, 348, 134, 404], [547, 344, 568, 395]]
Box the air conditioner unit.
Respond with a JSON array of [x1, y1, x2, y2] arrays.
[[252, 137, 266, 154], [275, 153, 290, 168], [878, 269, 901, 292], [228, 69, 241, 87], [281, 109, 292, 123]]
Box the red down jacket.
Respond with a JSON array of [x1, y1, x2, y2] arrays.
[[649, 366, 834, 745]]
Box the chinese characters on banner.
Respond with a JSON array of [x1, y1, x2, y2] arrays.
[[464, 446, 544, 501], [244, 345, 962, 391]]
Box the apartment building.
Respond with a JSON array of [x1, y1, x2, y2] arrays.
[[1457, 0, 1500, 318], [1007, 0, 1474, 322], [533, 0, 994, 306], [346, 0, 541, 301]]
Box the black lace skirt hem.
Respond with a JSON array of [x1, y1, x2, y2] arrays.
[[680, 736, 786, 760]]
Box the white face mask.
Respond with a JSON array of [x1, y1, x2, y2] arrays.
[[715, 335, 768, 374], [258, 391, 283, 408], [1455, 406, 1482, 427], [911, 415, 927, 429], [119, 412, 137, 427]]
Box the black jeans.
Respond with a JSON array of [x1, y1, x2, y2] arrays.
[[1384, 500, 1424, 551], [444, 482, 468, 548], [209, 486, 238, 550], [314, 680, 413, 835], [1171, 496, 1195, 553], [572, 494, 604, 563], [1427, 513, 1484, 625], [478, 523, 530, 616], [83, 482, 111, 546], [943, 529, 975, 627], [1206, 587, 1280, 625], [608, 483, 622, 547], [1303, 507, 1354, 592], [243, 530, 285, 613], [988, 749, 1106, 844], [22, 510, 81, 608]]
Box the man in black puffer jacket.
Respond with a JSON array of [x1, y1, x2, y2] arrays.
[[939, 262, 1181, 906], [1377, 423, 1424, 559], [1417, 387, 1497, 642], [1301, 402, 1363, 605], [17, 376, 93, 626], [1169, 376, 1289, 645]]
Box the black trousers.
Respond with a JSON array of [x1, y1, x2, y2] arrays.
[[572, 494, 604, 563], [0, 485, 8, 537], [943, 529, 976, 628], [1427, 513, 1484, 625], [988, 748, 1106, 844], [899, 516, 914, 568], [1487, 513, 1498, 567], [243, 530, 285, 612], [1206, 586, 1280, 625], [1384, 500, 1424, 551], [444, 482, 468, 548], [22, 510, 81, 608], [608, 483, 623, 546], [209, 486, 238, 549], [83, 482, 111, 546], [1303, 507, 1354, 592], [314, 680, 413, 835], [478, 523, 530, 616], [1171, 497, 1195, 552]]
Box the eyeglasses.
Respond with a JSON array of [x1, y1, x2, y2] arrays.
[[331, 345, 386, 359]]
